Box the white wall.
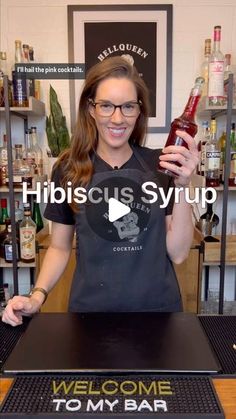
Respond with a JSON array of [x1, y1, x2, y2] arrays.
[[1, 0, 236, 304]]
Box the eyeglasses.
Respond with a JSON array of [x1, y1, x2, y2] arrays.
[[89, 99, 142, 117]]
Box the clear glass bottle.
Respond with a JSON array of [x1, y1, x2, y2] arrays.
[[15, 200, 24, 238], [0, 134, 8, 185], [201, 39, 211, 97], [31, 126, 43, 175], [205, 118, 221, 187], [24, 129, 37, 175], [3, 224, 19, 263], [12, 40, 28, 107], [229, 123, 236, 187], [0, 51, 7, 107], [6, 144, 33, 187], [197, 121, 210, 176], [158, 77, 205, 175], [19, 203, 36, 263], [208, 26, 225, 106]]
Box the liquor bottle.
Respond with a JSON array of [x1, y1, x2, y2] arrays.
[[32, 200, 44, 233], [12, 40, 28, 107], [15, 200, 24, 238], [0, 51, 7, 107], [0, 198, 9, 232], [19, 203, 36, 263], [24, 129, 37, 175], [223, 54, 235, 106], [28, 46, 36, 97], [0, 218, 11, 258], [205, 118, 221, 187], [6, 144, 33, 187], [229, 123, 236, 187], [218, 130, 226, 183], [197, 121, 210, 176], [208, 26, 225, 106], [199, 190, 219, 236], [31, 127, 43, 175], [3, 223, 19, 263], [158, 77, 205, 175], [201, 39, 211, 97], [0, 134, 8, 185], [3, 283, 10, 303]]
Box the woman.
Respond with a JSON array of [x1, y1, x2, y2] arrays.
[[2, 56, 199, 326]]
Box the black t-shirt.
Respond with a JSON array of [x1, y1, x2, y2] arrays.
[[44, 145, 175, 223]]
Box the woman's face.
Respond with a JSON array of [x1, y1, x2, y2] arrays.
[[89, 77, 140, 152]]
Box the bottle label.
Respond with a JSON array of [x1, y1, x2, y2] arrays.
[[206, 151, 221, 170], [208, 61, 224, 97], [20, 227, 36, 260], [4, 244, 13, 261], [230, 152, 236, 177]]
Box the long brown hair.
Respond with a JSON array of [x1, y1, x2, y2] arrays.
[[56, 56, 150, 207]]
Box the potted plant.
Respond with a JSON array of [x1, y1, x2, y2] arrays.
[[46, 85, 70, 158]]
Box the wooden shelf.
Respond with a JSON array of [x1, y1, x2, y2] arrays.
[[0, 96, 45, 117], [0, 257, 35, 268], [0, 174, 48, 192]]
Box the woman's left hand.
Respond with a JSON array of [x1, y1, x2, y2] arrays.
[[159, 130, 199, 187]]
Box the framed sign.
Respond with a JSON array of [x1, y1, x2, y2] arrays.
[[68, 5, 172, 133]]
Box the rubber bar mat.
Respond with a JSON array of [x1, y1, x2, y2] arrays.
[[0, 374, 224, 418], [199, 316, 236, 374], [0, 317, 31, 371]]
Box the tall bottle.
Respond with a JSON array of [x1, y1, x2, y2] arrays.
[[201, 39, 211, 97], [0, 51, 7, 107], [32, 200, 44, 233], [158, 76, 205, 175], [229, 123, 236, 187], [0, 134, 8, 186], [24, 129, 37, 175], [197, 121, 210, 176], [205, 118, 221, 187], [28, 46, 36, 97], [0, 198, 9, 232], [31, 127, 43, 175], [0, 218, 11, 258], [208, 26, 225, 106], [12, 40, 28, 107], [200, 190, 219, 236], [218, 130, 226, 183], [19, 203, 36, 263]]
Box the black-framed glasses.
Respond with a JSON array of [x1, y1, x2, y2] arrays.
[[88, 99, 142, 117]]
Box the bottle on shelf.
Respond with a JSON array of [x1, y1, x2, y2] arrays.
[[223, 54, 235, 106], [158, 76, 205, 175], [201, 39, 211, 97], [28, 46, 36, 97], [0, 218, 11, 258], [3, 223, 19, 263], [15, 200, 24, 238], [205, 118, 221, 187], [218, 130, 226, 183], [199, 190, 219, 236], [229, 122, 236, 187], [31, 127, 43, 175], [208, 25, 225, 106], [12, 40, 28, 107], [0, 198, 9, 232], [6, 144, 33, 188], [24, 128, 37, 175], [3, 283, 10, 303], [19, 202, 36, 263], [197, 120, 210, 176], [32, 200, 44, 233], [0, 134, 8, 186]]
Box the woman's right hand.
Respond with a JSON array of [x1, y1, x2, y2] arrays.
[[1, 295, 41, 327]]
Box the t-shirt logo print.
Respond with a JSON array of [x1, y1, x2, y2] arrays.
[[113, 211, 140, 242]]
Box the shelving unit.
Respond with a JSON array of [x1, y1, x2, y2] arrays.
[[0, 75, 46, 295], [198, 74, 236, 313]]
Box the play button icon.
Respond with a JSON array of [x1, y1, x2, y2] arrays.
[[108, 198, 131, 222]]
